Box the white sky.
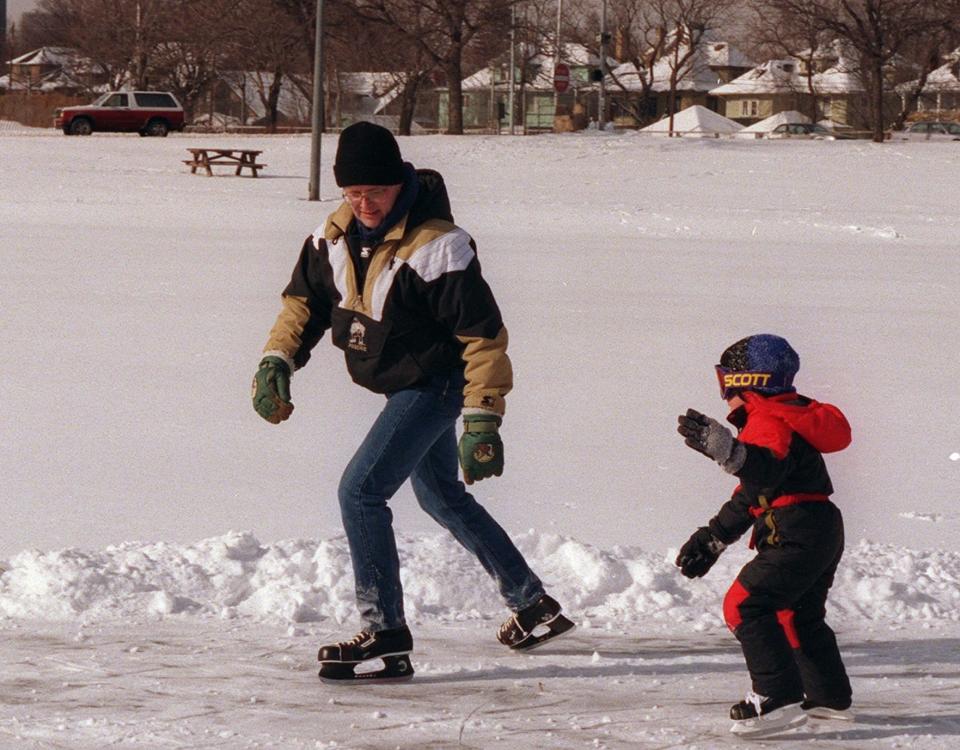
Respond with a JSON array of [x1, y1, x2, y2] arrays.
[[6, 0, 35, 25]]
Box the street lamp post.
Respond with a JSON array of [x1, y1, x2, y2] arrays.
[[598, 0, 607, 130], [508, 4, 516, 135], [553, 0, 563, 115], [308, 0, 325, 201]]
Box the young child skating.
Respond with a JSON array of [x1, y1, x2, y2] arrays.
[[674, 334, 853, 738]]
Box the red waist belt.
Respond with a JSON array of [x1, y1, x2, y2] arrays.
[[748, 493, 830, 518]]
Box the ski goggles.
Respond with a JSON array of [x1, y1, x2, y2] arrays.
[[715, 366, 789, 400]]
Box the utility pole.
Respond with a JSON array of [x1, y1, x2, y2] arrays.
[[598, 0, 608, 130], [508, 4, 516, 135], [553, 0, 563, 115], [308, 0, 325, 201], [135, 0, 143, 88]]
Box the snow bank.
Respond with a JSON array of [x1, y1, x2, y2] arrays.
[[640, 105, 743, 135], [740, 110, 811, 133], [2, 531, 958, 631], [0, 119, 50, 134]]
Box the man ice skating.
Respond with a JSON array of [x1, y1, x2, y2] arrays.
[[674, 334, 853, 737], [252, 122, 572, 682]]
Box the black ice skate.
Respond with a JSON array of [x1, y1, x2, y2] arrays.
[[497, 594, 575, 651], [802, 699, 855, 722], [729, 692, 807, 738], [317, 626, 414, 683]]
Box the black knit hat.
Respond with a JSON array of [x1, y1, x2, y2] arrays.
[[334, 121, 404, 187]]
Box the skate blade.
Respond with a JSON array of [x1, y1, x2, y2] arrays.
[[731, 704, 807, 738], [318, 654, 414, 684], [511, 614, 576, 651], [806, 706, 855, 722]]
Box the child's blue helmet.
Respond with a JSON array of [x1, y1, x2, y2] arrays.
[[715, 334, 799, 400]]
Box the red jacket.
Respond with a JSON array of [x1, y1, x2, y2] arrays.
[[707, 392, 851, 547]]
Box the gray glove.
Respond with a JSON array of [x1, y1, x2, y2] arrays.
[[677, 408, 746, 474]]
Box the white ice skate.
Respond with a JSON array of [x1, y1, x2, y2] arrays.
[[802, 700, 855, 722]]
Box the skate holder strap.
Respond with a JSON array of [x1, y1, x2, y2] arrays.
[[748, 493, 829, 518]]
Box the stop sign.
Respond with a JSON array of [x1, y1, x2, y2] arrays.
[[553, 63, 570, 93]]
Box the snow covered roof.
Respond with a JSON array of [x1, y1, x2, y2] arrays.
[[553, 42, 601, 68], [608, 40, 753, 93], [219, 71, 312, 123], [710, 59, 805, 95], [7, 46, 79, 67], [336, 72, 399, 98], [0, 67, 98, 93], [640, 104, 743, 134], [740, 110, 811, 133], [897, 58, 960, 94], [813, 62, 864, 94], [710, 57, 864, 97], [462, 45, 616, 92]]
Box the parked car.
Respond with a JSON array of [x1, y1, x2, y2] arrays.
[[894, 121, 960, 141], [54, 91, 186, 137], [767, 122, 838, 140]]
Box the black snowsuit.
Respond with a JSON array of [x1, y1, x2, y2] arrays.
[[707, 391, 853, 708]]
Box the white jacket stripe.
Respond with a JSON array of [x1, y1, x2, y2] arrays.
[[369, 227, 475, 320], [318, 234, 351, 307]]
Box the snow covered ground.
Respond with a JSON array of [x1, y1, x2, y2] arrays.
[[2, 123, 959, 747]]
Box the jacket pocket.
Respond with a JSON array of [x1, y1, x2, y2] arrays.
[[331, 308, 390, 358], [331, 307, 427, 393]]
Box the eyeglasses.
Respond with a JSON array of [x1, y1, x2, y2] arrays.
[[342, 187, 391, 205]]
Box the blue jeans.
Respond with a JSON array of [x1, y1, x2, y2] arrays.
[[337, 371, 545, 631]]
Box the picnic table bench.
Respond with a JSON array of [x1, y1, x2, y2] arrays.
[[183, 147, 266, 177]]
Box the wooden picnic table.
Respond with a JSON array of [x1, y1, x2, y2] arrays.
[[183, 147, 266, 177]]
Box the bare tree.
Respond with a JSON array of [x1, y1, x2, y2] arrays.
[[351, 0, 515, 134], [751, 0, 960, 142], [746, 0, 826, 122], [149, 0, 248, 120], [230, 0, 308, 129], [24, 0, 146, 90], [655, 0, 735, 132], [583, 0, 733, 130], [888, 24, 960, 130], [600, 0, 670, 124]]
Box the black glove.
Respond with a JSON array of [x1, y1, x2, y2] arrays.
[[677, 408, 745, 473], [676, 527, 727, 579]]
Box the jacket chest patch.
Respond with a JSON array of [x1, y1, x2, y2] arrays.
[[348, 318, 368, 352]]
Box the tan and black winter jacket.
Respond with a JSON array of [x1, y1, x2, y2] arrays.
[[263, 170, 512, 415]]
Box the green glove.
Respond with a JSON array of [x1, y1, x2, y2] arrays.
[[252, 356, 293, 424], [458, 413, 503, 485]]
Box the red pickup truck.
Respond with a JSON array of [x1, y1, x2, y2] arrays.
[[55, 91, 186, 137]]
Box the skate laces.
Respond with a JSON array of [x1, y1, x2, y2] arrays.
[[498, 616, 521, 640], [339, 630, 373, 648], [745, 691, 766, 716]]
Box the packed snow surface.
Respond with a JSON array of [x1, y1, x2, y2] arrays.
[[2, 127, 959, 748]]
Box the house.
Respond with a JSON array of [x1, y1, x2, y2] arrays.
[[208, 70, 438, 130], [604, 30, 754, 126], [709, 59, 811, 123], [809, 60, 866, 128], [359, 71, 439, 130], [1, 46, 105, 94], [441, 43, 613, 133], [206, 71, 312, 126], [710, 52, 868, 129], [896, 49, 960, 116]]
